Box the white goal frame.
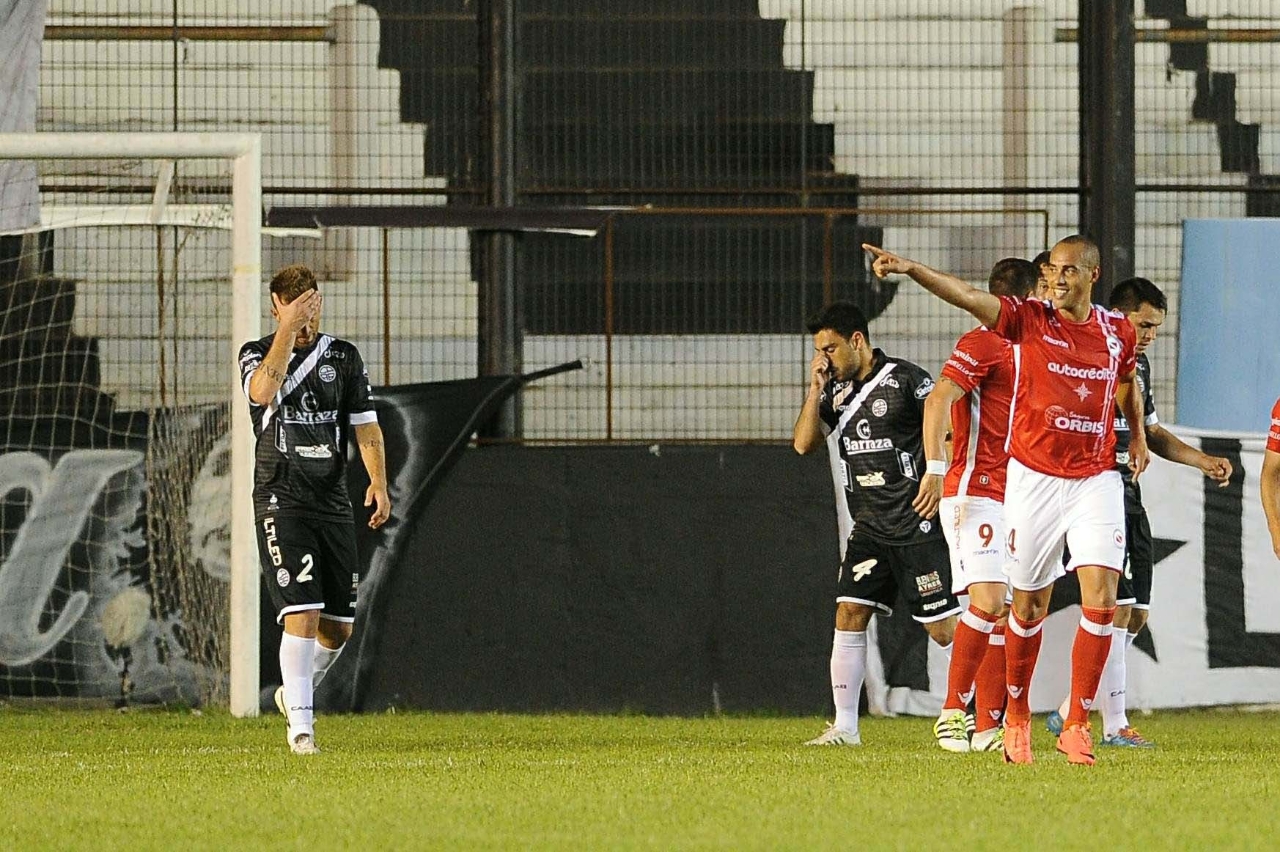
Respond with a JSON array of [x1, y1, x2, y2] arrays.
[[0, 132, 262, 717]]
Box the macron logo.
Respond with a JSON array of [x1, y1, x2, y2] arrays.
[[1007, 685, 1024, 699], [1041, 335, 1070, 349]]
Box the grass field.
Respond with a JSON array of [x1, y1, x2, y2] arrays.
[[1, 708, 1276, 850]]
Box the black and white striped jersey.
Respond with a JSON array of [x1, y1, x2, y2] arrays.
[[819, 348, 941, 545], [238, 333, 377, 520]]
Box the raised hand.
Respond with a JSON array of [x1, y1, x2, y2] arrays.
[[273, 289, 321, 335], [862, 243, 915, 279]]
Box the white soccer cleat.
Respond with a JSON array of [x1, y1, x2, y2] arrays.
[[804, 723, 861, 746], [273, 686, 287, 718], [289, 732, 321, 756], [933, 709, 972, 753], [970, 726, 1005, 753]]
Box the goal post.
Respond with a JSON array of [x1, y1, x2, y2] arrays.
[[0, 132, 262, 717]]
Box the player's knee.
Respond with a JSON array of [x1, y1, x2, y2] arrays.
[[1112, 605, 1132, 629], [835, 602, 873, 632], [1011, 592, 1050, 623], [317, 619, 352, 648], [924, 617, 956, 646], [1128, 609, 1149, 636], [282, 609, 320, 638]]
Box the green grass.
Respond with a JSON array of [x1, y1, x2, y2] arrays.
[[0, 709, 1276, 850]]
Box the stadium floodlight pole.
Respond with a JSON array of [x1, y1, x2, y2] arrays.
[[0, 132, 263, 717]]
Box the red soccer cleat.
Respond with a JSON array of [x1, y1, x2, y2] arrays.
[[1002, 720, 1034, 765], [1056, 722, 1096, 766]]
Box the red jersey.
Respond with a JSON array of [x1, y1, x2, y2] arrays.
[[991, 296, 1137, 479], [940, 327, 1015, 501], [1268, 397, 1280, 453]]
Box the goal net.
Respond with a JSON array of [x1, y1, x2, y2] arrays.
[[0, 134, 262, 715]]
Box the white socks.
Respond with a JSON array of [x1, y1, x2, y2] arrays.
[[280, 632, 316, 741], [1099, 629, 1130, 736], [314, 641, 345, 688], [831, 630, 868, 734]]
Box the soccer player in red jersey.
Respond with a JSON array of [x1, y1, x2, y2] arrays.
[[864, 235, 1148, 766], [923, 257, 1038, 753], [1263, 397, 1280, 561]]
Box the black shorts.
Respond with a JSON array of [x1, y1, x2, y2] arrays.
[[1116, 509, 1154, 609], [257, 514, 360, 624], [838, 532, 961, 623]]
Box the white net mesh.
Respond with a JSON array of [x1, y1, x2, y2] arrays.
[[0, 155, 237, 707]]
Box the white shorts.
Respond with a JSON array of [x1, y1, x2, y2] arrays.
[[1003, 458, 1126, 592], [940, 495, 1009, 594]]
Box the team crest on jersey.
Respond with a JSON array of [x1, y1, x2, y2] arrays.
[[872, 399, 888, 417], [319, 364, 337, 382], [276, 568, 290, 587], [1105, 335, 1124, 358]]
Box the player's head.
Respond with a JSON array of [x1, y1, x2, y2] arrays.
[[1032, 250, 1052, 299], [269, 264, 321, 348], [806, 301, 872, 382], [987, 257, 1038, 298], [1044, 235, 1100, 310], [1109, 276, 1166, 355]]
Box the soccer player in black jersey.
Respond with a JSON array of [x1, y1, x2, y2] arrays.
[[793, 301, 960, 745], [239, 264, 390, 755], [1045, 277, 1231, 747]]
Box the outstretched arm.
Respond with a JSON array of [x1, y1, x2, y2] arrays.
[[1262, 449, 1280, 561], [862, 244, 1002, 328], [1147, 423, 1232, 487]]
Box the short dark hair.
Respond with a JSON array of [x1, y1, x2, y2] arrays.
[[1109, 276, 1167, 313], [806, 301, 870, 341], [270, 264, 318, 303], [1032, 250, 1051, 270], [987, 257, 1038, 298], [1054, 234, 1101, 269]]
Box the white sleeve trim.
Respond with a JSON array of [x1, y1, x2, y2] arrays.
[[242, 370, 262, 405], [349, 411, 378, 425], [1145, 412, 1159, 426]]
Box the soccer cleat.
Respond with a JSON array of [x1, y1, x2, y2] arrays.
[[804, 723, 861, 746], [1101, 726, 1155, 749], [971, 726, 1005, 753], [1056, 723, 1096, 766], [933, 709, 971, 753], [273, 686, 287, 719], [1045, 709, 1064, 736], [289, 732, 321, 756], [1002, 721, 1033, 765]]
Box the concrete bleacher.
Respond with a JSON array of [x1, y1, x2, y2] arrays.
[[24, 1, 1280, 435]]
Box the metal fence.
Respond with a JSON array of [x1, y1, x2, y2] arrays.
[[31, 0, 1280, 437]]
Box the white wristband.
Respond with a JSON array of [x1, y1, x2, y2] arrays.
[[925, 460, 947, 477]]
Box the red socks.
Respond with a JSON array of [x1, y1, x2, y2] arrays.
[[942, 606, 999, 713], [974, 625, 1007, 732], [1066, 606, 1116, 727], [1004, 612, 1045, 724]]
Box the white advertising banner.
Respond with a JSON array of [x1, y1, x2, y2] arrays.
[[852, 427, 1280, 714]]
